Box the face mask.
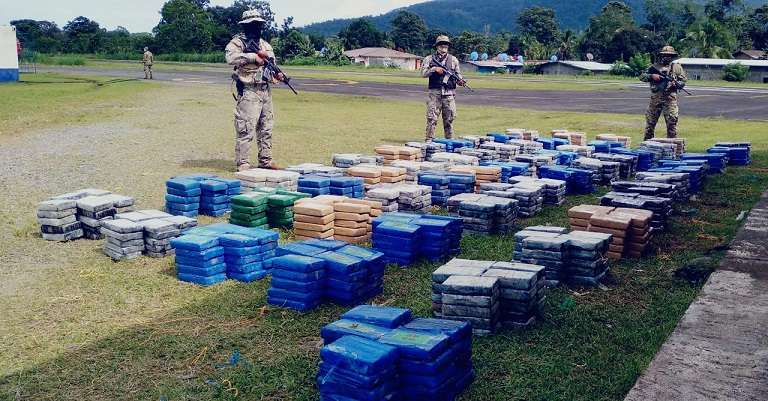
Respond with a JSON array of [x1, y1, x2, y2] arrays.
[[243, 23, 263, 40], [437, 46, 449, 55], [660, 56, 672, 64]]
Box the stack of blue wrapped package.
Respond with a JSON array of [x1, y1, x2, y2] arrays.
[[553, 137, 570, 148], [318, 335, 400, 401], [536, 138, 556, 150], [165, 178, 201, 217], [199, 179, 231, 217], [480, 161, 531, 183], [538, 166, 595, 194], [556, 151, 578, 166], [612, 148, 654, 171], [419, 173, 451, 206], [681, 153, 727, 174], [448, 173, 475, 195], [298, 175, 331, 197], [267, 255, 326, 312], [220, 230, 277, 282], [433, 139, 474, 153], [372, 220, 422, 265], [171, 234, 226, 286], [319, 305, 474, 401], [337, 245, 387, 299], [487, 132, 511, 143], [708, 146, 751, 166], [653, 161, 708, 193], [271, 240, 387, 309], [317, 251, 368, 306], [589, 140, 624, 154], [330, 176, 365, 198], [372, 213, 462, 265]]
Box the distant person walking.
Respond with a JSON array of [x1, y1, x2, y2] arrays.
[[639, 45, 688, 139], [142, 47, 153, 80], [420, 35, 466, 142], [226, 9, 286, 171]]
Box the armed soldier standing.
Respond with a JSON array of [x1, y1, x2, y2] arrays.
[[639, 45, 687, 140], [142, 47, 153, 80], [421, 35, 466, 142], [226, 10, 285, 171]]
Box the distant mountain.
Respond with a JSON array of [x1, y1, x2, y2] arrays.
[[301, 0, 763, 36]]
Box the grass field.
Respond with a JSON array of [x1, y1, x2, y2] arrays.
[[0, 73, 766, 401]]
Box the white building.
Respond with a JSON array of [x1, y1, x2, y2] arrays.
[[538, 60, 613, 76], [675, 58, 768, 83], [0, 26, 19, 82], [343, 47, 423, 70]]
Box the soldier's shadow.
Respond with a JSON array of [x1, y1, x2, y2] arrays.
[[180, 159, 233, 173]]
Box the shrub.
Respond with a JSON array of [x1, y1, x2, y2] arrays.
[[580, 69, 593, 76], [610, 61, 632, 77], [522, 64, 540, 74], [627, 53, 651, 76], [723, 62, 749, 82], [34, 53, 86, 66]]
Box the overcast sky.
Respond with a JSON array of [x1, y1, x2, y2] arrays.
[[2, 0, 427, 32]]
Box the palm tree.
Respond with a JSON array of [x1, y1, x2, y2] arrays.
[[683, 19, 737, 58], [558, 30, 576, 60]]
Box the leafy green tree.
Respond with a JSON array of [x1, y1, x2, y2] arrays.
[[338, 19, 385, 49], [557, 30, 577, 60], [11, 19, 64, 53], [722, 62, 749, 80], [390, 11, 427, 53], [605, 27, 662, 61], [579, 1, 635, 62], [627, 52, 652, 75], [102, 27, 133, 54], [280, 30, 315, 58], [208, 0, 277, 48], [745, 5, 768, 50], [63, 16, 105, 53], [683, 19, 738, 58], [154, 0, 214, 53], [307, 32, 326, 51], [516, 7, 560, 46], [323, 36, 350, 65]]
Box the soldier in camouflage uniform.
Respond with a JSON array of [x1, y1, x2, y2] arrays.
[[225, 10, 285, 171], [421, 35, 466, 142], [639, 45, 687, 140], [142, 47, 153, 80]]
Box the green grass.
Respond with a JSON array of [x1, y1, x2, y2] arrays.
[[0, 73, 155, 137], [0, 74, 767, 400]]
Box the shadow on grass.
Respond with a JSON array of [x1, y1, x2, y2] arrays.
[[181, 159, 234, 173]]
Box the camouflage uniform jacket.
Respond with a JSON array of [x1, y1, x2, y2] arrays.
[[639, 62, 687, 94], [421, 53, 462, 96], [142, 51, 153, 66], [225, 34, 277, 86]]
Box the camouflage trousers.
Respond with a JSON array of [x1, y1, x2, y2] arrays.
[[143, 64, 152, 79], [644, 92, 679, 140], [425, 91, 456, 141], [234, 85, 274, 168]]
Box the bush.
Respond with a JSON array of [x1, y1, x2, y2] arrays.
[[580, 69, 593, 76], [610, 61, 632, 77], [723, 62, 749, 82], [522, 64, 540, 74], [495, 67, 508, 74], [627, 53, 651, 76], [282, 54, 351, 67]]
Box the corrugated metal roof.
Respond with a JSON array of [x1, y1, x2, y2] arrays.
[[343, 47, 421, 59], [675, 58, 768, 67], [734, 50, 767, 59], [558, 61, 613, 71]]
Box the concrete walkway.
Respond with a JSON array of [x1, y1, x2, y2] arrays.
[[625, 190, 768, 401]]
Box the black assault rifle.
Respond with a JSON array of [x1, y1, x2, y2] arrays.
[[649, 65, 691, 96], [429, 58, 473, 92], [235, 38, 298, 96]]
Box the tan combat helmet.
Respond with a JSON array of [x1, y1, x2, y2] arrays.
[[239, 9, 266, 24], [434, 35, 451, 48], [659, 45, 678, 56]]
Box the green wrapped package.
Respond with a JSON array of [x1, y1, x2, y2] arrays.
[[230, 216, 269, 228], [276, 189, 311, 200], [231, 203, 268, 215], [231, 193, 268, 207], [230, 211, 267, 223], [267, 209, 294, 219], [267, 194, 296, 207]]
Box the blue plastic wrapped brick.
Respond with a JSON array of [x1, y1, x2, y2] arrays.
[[276, 242, 326, 257], [321, 336, 399, 375], [341, 305, 412, 329], [402, 318, 472, 344], [378, 329, 450, 361], [303, 239, 349, 251], [171, 235, 220, 252], [272, 255, 325, 272], [321, 319, 393, 343], [177, 272, 228, 286]]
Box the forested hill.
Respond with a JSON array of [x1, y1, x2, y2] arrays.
[[301, 0, 762, 35]]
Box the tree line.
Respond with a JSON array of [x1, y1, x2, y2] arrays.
[[11, 0, 768, 66]]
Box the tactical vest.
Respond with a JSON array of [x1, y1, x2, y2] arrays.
[[428, 55, 457, 91]]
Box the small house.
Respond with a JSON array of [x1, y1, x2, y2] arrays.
[[734, 50, 767, 61], [675, 58, 768, 83], [461, 60, 524, 74], [538, 60, 612, 76], [343, 47, 423, 70]]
